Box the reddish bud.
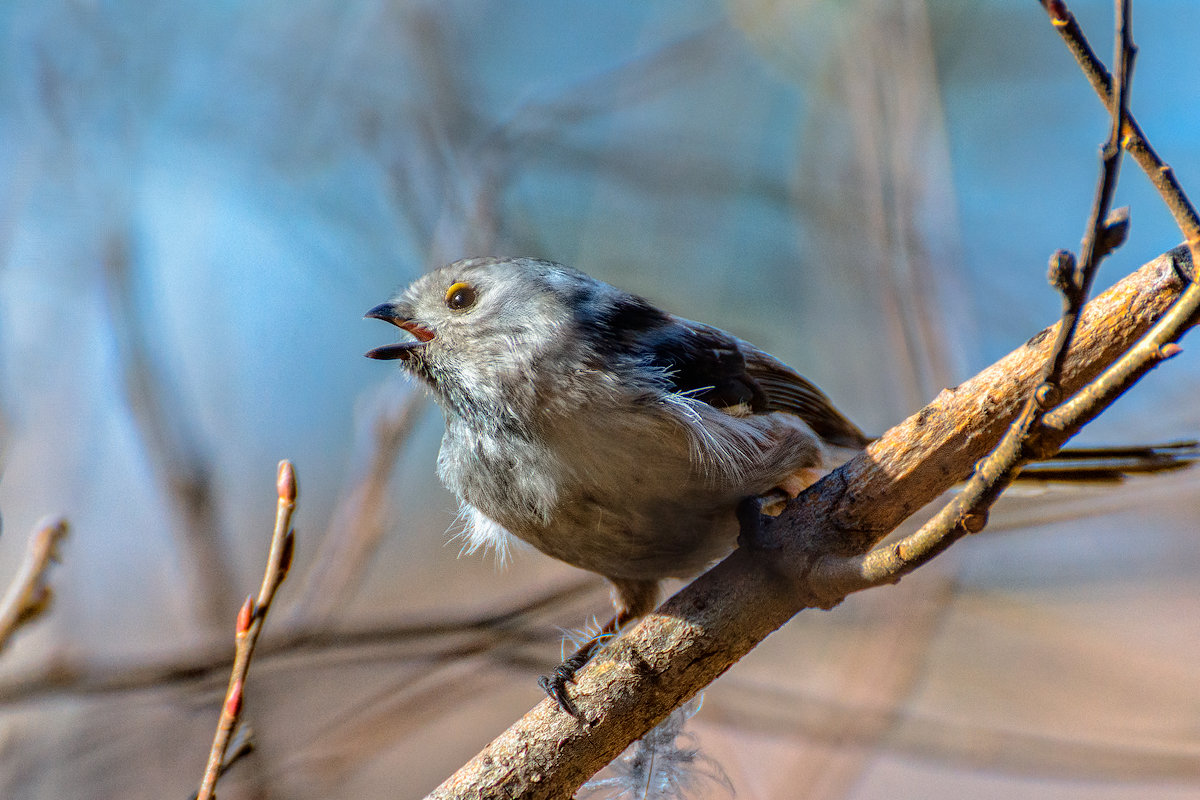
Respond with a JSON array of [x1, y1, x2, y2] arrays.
[[225, 681, 244, 717], [236, 596, 254, 635], [277, 461, 297, 503], [1159, 343, 1183, 359]]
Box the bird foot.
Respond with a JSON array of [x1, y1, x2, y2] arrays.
[[538, 650, 594, 723]]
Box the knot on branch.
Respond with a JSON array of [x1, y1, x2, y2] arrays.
[[960, 512, 989, 534], [1034, 382, 1062, 409]]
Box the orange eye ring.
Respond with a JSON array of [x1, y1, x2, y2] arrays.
[[445, 282, 477, 310]]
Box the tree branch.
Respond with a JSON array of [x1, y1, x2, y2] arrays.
[[810, 0, 1147, 600], [425, 5, 1200, 794], [426, 244, 1197, 799], [1041, 0, 1200, 251]]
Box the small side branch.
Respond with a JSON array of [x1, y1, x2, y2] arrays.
[[0, 518, 68, 653], [194, 461, 297, 800]]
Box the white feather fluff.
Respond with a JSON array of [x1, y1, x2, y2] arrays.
[[580, 694, 733, 800]]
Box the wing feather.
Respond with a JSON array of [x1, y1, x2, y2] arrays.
[[738, 345, 871, 448], [637, 313, 871, 450]]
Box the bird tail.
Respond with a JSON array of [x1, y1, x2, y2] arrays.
[[1015, 440, 1200, 482]]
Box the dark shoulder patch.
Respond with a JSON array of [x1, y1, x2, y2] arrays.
[[645, 322, 766, 412], [604, 295, 671, 334], [578, 292, 673, 358]]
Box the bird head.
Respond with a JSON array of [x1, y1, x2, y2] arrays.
[[365, 258, 588, 410]]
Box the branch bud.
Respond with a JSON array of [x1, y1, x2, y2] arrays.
[[1097, 206, 1131, 258], [1045, 0, 1070, 25], [1034, 382, 1061, 409], [276, 461, 297, 504], [1047, 250, 1077, 295], [236, 595, 254, 636], [225, 681, 244, 718], [1159, 343, 1183, 359], [961, 512, 989, 534]]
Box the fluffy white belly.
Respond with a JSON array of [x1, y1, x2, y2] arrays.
[[439, 398, 825, 581]]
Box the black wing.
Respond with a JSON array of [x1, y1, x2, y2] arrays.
[[603, 301, 870, 449]]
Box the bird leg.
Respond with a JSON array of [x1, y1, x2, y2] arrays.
[[539, 578, 658, 722], [538, 616, 619, 721]]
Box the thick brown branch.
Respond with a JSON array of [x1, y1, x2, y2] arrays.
[[426, 245, 1197, 799]]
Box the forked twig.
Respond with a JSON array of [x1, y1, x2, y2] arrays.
[[194, 461, 297, 800], [1041, 0, 1200, 253]]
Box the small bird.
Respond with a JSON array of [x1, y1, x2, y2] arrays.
[[366, 256, 1195, 717]]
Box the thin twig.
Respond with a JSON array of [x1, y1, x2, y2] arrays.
[[0, 518, 68, 653], [1040, 0, 1200, 253], [811, 0, 1139, 600], [195, 461, 297, 800]]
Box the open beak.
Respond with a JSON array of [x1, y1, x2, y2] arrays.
[[364, 301, 435, 360]]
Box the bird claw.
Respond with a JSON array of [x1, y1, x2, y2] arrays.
[[539, 656, 591, 722]]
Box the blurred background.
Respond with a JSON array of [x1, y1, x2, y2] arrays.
[[1, 0, 1198, 798]]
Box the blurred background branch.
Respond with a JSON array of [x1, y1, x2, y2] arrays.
[[287, 387, 425, 630], [101, 232, 237, 633]]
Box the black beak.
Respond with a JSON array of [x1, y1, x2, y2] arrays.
[[365, 302, 402, 322], [364, 301, 435, 360]]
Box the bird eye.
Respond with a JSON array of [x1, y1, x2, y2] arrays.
[[444, 282, 477, 311]]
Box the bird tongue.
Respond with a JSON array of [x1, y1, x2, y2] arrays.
[[364, 312, 435, 360]]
